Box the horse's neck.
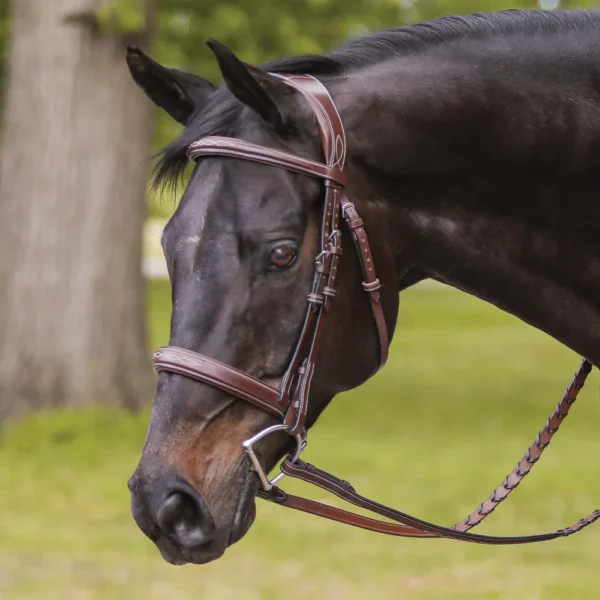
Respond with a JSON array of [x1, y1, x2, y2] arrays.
[[334, 59, 600, 365], [401, 195, 600, 365]]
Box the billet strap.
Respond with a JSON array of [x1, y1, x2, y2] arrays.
[[258, 359, 600, 544], [340, 196, 389, 369], [282, 184, 342, 435]]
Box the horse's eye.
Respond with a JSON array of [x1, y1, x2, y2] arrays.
[[268, 242, 298, 270]]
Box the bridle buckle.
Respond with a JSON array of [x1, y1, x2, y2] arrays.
[[242, 424, 307, 491]]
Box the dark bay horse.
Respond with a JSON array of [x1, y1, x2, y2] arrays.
[[126, 9, 600, 565]]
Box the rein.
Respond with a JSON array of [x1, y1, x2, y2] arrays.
[[152, 74, 600, 544]]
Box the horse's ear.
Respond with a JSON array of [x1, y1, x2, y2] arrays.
[[126, 46, 216, 125], [206, 39, 295, 132]]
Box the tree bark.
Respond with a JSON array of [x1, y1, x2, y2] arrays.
[[0, 0, 154, 420]]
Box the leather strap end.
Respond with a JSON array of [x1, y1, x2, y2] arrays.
[[347, 217, 364, 230], [257, 486, 288, 503], [281, 459, 356, 493]]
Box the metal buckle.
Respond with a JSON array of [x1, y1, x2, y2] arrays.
[[341, 202, 355, 217], [242, 424, 307, 491], [314, 249, 330, 264], [315, 232, 340, 264]]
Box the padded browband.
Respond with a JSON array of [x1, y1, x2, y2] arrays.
[[187, 136, 346, 186]]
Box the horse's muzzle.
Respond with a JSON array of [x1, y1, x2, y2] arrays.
[[128, 470, 232, 565]]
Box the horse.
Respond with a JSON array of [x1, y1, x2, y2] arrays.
[[125, 9, 600, 565]]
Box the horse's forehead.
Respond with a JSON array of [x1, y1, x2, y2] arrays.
[[170, 110, 309, 241], [171, 159, 302, 247], [167, 165, 220, 242]]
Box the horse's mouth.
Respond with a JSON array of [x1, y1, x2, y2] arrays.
[[154, 467, 260, 565], [156, 536, 206, 566], [130, 459, 262, 566], [229, 466, 260, 545]]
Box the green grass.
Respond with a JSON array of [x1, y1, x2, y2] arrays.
[[2, 281, 600, 599]]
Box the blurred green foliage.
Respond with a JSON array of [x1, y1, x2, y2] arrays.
[[96, 0, 147, 35], [2, 282, 600, 598], [0, 0, 9, 106]]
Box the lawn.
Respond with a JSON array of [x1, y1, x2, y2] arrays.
[[1, 280, 599, 600]]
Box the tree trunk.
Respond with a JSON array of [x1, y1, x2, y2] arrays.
[[0, 0, 154, 420]]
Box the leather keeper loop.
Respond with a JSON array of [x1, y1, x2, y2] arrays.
[[362, 279, 381, 293]]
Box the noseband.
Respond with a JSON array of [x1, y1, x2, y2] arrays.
[[153, 75, 599, 545]]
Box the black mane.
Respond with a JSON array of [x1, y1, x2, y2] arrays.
[[267, 9, 600, 74], [155, 9, 600, 190]]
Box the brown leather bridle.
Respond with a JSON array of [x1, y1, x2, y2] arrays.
[[153, 74, 600, 545]]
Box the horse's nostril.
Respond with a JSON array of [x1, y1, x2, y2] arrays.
[[157, 491, 213, 549]]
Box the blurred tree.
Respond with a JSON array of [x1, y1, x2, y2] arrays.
[[0, 0, 155, 419], [0, 0, 8, 109]]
